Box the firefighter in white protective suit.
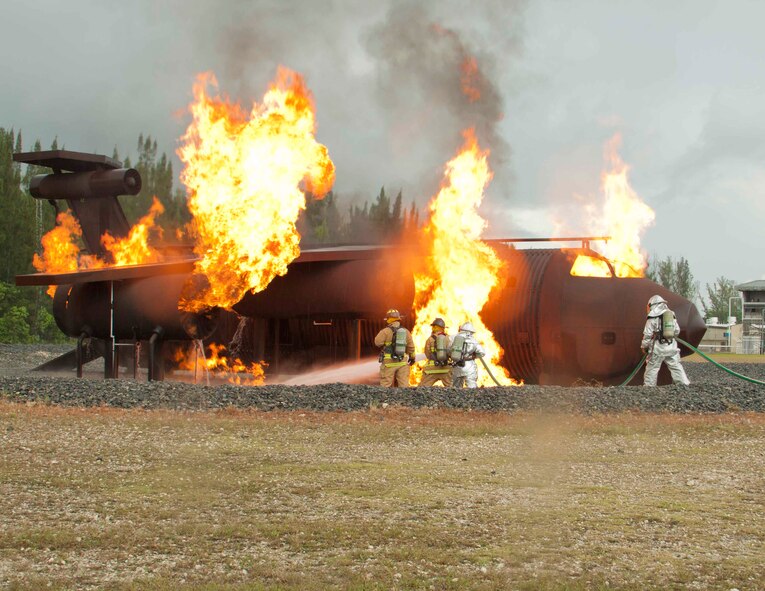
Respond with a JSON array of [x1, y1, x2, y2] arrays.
[[450, 322, 486, 388], [641, 295, 690, 386]]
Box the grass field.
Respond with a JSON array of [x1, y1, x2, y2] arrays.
[[684, 352, 765, 363], [1, 402, 764, 590]]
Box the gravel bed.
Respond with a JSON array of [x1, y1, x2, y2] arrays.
[[0, 344, 764, 413]]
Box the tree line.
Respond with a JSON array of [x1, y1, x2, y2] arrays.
[[645, 255, 741, 323]]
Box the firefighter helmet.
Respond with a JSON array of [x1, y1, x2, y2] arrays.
[[459, 322, 475, 333], [384, 309, 402, 320], [647, 295, 668, 308], [431, 317, 446, 329]]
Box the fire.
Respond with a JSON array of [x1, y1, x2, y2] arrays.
[[572, 134, 655, 278], [101, 197, 164, 266], [570, 254, 612, 278], [412, 130, 518, 387], [177, 68, 335, 312], [33, 199, 166, 297], [172, 343, 266, 386], [33, 211, 103, 296]]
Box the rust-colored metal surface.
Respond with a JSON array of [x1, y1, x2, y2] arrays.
[[52, 274, 219, 341], [29, 168, 141, 201], [235, 245, 705, 385], [16, 261, 198, 286], [233, 253, 412, 319], [481, 247, 706, 385], [33, 244, 704, 385]]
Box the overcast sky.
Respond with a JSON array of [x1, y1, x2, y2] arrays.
[[2, 0, 764, 294]]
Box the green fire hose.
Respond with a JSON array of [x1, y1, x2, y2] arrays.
[[618, 338, 765, 387], [676, 337, 765, 386], [478, 356, 503, 387]]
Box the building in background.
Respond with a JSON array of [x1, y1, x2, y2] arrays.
[[699, 319, 743, 353], [735, 280, 765, 354]]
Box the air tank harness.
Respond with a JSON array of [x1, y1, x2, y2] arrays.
[[617, 337, 765, 387]]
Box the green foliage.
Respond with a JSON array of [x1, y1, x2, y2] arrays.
[[342, 186, 421, 243], [645, 255, 699, 301], [0, 128, 36, 282], [297, 191, 343, 245], [702, 277, 740, 323], [0, 281, 66, 343], [0, 303, 32, 343]]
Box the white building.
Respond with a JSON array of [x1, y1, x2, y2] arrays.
[[735, 280, 765, 354]]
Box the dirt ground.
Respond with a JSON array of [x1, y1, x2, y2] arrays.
[[1, 403, 764, 590]]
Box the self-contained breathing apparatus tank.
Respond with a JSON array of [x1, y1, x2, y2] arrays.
[[434, 333, 449, 363], [449, 334, 467, 363], [661, 310, 676, 341], [391, 327, 408, 359]]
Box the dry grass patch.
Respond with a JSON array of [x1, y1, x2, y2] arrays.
[[1, 402, 764, 590]]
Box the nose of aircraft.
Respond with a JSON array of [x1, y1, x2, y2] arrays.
[[674, 299, 707, 350]]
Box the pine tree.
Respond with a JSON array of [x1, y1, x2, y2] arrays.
[[0, 128, 36, 282]]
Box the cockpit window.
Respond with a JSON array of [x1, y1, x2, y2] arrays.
[[570, 254, 612, 277]]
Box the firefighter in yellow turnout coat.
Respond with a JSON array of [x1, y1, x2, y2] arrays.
[[374, 309, 415, 387], [419, 318, 453, 387]]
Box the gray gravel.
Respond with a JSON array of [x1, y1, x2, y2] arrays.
[[1, 344, 764, 413]]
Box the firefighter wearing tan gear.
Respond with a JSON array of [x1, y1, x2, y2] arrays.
[[374, 309, 416, 387], [419, 317, 453, 387]]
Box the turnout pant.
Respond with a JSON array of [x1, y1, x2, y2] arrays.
[[380, 364, 411, 387], [419, 370, 453, 387], [644, 351, 690, 386]]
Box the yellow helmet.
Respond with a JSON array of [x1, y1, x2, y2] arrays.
[[384, 308, 401, 321]]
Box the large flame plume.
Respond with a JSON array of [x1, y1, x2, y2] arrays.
[[571, 134, 655, 278], [177, 68, 335, 312], [412, 130, 517, 387]]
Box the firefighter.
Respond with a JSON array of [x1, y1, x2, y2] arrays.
[[641, 295, 690, 386], [451, 321, 486, 388], [374, 309, 416, 387], [419, 317, 453, 387]]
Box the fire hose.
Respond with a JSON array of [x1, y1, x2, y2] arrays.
[[676, 337, 765, 386], [617, 337, 765, 387], [478, 356, 503, 387]]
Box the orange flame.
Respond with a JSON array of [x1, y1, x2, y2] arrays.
[[570, 254, 612, 278], [177, 68, 335, 312], [101, 197, 164, 266], [33, 199, 166, 297], [33, 211, 103, 296], [412, 130, 519, 387], [173, 343, 266, 386], [572, 134, 655, 278]]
